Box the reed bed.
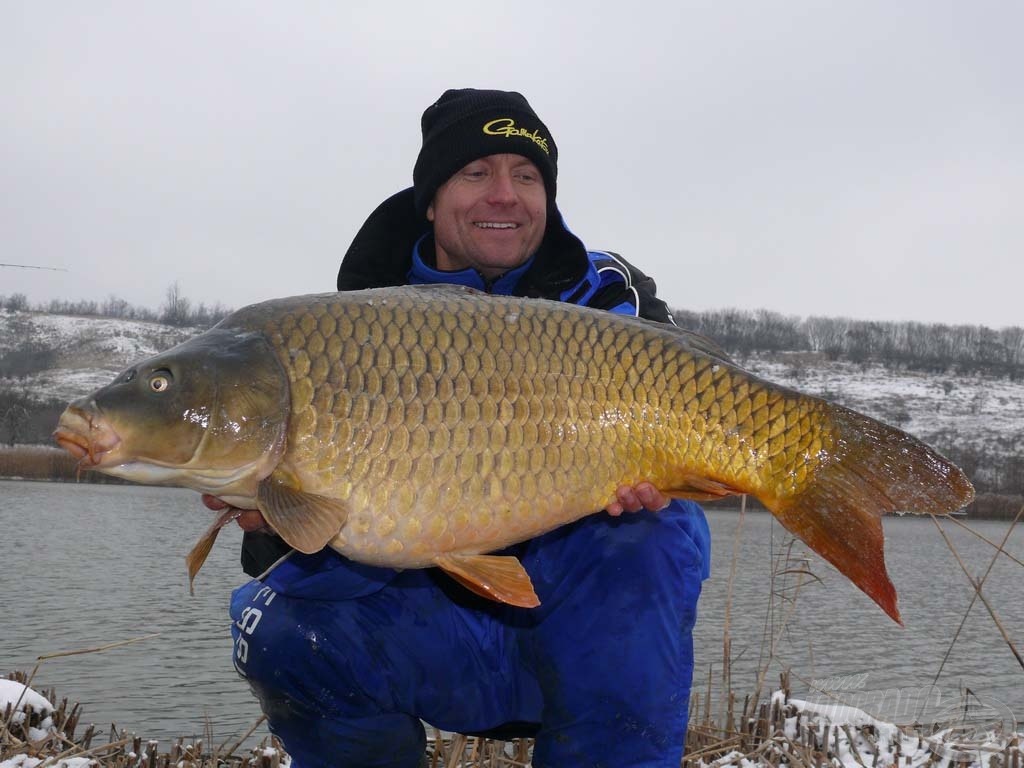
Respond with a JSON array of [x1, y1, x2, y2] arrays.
[[6, 669, 1021, 768]]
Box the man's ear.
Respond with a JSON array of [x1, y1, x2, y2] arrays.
[[426, 202, 435, 222]]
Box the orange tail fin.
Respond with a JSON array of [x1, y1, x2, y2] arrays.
[[768, 406, 974, 625]]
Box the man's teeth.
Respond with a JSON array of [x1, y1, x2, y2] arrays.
[[475, 222, 517, 229]]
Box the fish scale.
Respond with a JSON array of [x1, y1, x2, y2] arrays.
[[55, 285, 974, 621]]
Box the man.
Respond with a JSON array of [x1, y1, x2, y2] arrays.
[[226, 89, 711, 768]]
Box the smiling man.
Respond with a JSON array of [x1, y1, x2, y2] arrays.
[[229, 89, 712, 768], [428, 153, 547, 276]]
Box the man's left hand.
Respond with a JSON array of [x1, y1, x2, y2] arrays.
[[605, 483, 670, 516]]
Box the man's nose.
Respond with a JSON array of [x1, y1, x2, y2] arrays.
[[486, 170, 518, 204]]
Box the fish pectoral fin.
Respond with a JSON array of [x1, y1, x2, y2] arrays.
[[257, 479, 349, 554], [662, 474, 745, 502], [434, 554, 541, 608]]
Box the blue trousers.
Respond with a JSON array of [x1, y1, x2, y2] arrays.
[[230, 502, 709, 768]]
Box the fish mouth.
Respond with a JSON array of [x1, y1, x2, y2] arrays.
[[53, 403, 123, 468]]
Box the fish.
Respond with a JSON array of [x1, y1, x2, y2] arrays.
[[53, 285, 974, 623]]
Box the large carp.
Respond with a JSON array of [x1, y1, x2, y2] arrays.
[[54, 286, 973, 622]]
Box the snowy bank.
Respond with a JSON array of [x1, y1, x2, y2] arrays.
[[4, 676, 1020, 767]]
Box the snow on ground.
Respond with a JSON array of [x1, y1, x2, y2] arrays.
[[0, 309, 196, 360], [5, 369, 131, 407], [0, 756, 95, 768], [0, 680, 96, 767], [0, 680, 54, 743], [699, 690, 1020, 768]]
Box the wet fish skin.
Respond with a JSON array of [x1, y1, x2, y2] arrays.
[[55, 328, 290, 504], [54, 285, 975, 622]]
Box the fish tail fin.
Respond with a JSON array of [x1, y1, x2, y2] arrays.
[[771, 465, 900, 623], [768, 407, 974, 625]]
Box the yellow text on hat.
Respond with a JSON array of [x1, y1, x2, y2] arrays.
[[482, 118, 550, 154]]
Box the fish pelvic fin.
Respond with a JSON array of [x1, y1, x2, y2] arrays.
[[257, 478, 349, 554], [768, 406, 975, 625], [185, 506, 242, 595], [434, 554, 541, 608]]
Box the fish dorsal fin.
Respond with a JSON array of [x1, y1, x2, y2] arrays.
[[671, 328, 733, 363], [257, 478, 349, 554], [434, 554, 540, 608]]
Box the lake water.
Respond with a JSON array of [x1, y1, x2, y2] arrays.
[[1, 480, 1021, 746]]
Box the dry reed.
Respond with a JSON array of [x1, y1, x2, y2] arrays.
[[8, 670, 1020, 768]]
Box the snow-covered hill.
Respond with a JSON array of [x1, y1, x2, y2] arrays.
[[0, 309, 201, 403]]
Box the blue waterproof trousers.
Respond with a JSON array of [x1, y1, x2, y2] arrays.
[[230, 501, 710, 768]]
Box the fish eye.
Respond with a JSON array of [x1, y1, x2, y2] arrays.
[[148, 370, 173, 393]]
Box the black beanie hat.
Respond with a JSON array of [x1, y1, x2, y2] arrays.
[[412, 89, 558, 218]]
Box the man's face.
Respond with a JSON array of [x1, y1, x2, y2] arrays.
[[427, 153, 547, 279]]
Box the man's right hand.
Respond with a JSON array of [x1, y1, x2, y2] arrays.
[[201, 494, 271, 533]]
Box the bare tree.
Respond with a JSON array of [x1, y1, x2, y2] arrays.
[[804, 316, 847, 358], [2, 293, 29, 311], [161, 282, 192, 326], [101, 295, 131, 318]]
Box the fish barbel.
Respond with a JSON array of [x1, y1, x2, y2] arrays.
[[54, 285, 974, 622]]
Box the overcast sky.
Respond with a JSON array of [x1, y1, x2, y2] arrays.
[[2, 2, 1021, 328]]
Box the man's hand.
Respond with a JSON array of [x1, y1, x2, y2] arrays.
[[201, 494, 270, 533], [605, 483, 670, 517]]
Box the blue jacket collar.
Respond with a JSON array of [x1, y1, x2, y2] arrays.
[[409, 233, 536, 296]]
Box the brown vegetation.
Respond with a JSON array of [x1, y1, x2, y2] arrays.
[[969, 492, 1024, 521], [0, 444, 128, 484], [3, 671, 288, 768]]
